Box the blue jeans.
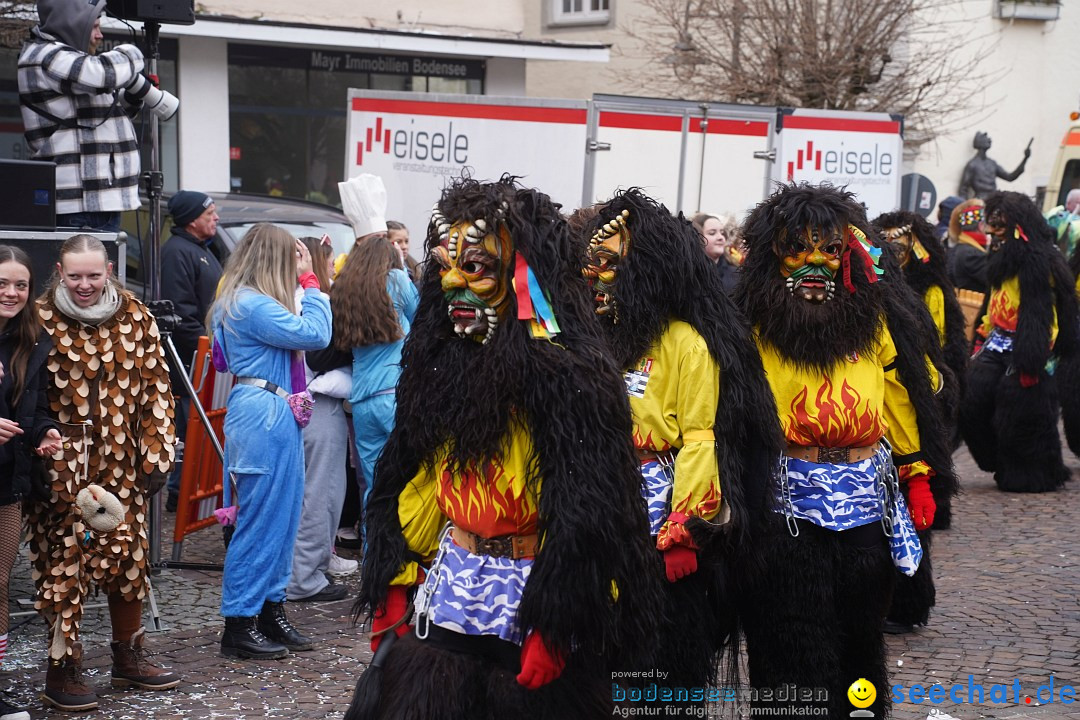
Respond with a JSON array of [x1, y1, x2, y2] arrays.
[[57, 211, 121, 233]]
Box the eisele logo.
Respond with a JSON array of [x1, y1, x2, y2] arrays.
[[786, 139, 894, 181], [356, 116, 470, 166]]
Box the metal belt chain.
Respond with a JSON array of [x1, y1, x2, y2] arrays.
[[778, 454, 799, 538], [413, 522, 452, 641]]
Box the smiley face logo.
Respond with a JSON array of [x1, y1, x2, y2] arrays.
[[847, 678, 877, 709]]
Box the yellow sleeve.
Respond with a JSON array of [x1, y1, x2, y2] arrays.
[[389, 467, 448, 587], [656, 337, 721, 551], [878, 328, 932, 477], [923, 285, 946, 348]]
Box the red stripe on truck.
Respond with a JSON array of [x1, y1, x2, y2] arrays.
[[600, 113, 683, 131], [351, 97, 587, 124], [783, 115, 901, 134]]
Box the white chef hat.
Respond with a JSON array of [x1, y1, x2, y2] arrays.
[[338, 173, 388, 238]]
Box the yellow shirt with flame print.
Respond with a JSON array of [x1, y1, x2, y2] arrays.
[[756, 322, 931, 477], [978, 275, 1059, 346], [390, 425, 539, 587], [626, 320, 721, 551]]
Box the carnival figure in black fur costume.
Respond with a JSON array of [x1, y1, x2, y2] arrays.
[[579, 189, 781, 714], [345, 176, 662, 720], [1060, 244, 1080, 458], [735, 183, 956, 719], [875, 210, 968, 521], [959, 191, 1078, 492]]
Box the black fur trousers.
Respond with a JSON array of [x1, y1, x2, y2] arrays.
[[345, 632, 610, 720], [739, 518, 895, 719], [1056, 351, 1080, 458], [886, 529, 934, 627], [960, 350, 1069, 492]]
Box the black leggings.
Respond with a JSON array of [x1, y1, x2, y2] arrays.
[[0, 501, 21, 636]]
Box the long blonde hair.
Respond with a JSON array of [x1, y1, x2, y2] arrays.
[[209, 223, 298, 328]]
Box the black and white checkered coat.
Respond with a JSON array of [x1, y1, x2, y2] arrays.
[[18, 28, 146, 215]]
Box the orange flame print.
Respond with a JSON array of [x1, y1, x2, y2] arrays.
[[785, 376, 885, 447], [988, 288, 1019, 332], [437, 459, 537, 537]]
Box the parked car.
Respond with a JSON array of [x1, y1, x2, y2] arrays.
[[121, 192, 357, 297]]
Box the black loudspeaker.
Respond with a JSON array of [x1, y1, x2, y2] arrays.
[[106, 0, 195, 25], [0, 160, 56, 231]]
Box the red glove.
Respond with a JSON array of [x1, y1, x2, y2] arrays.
[[662, 545, 698, 583], [517, 632, 565, 689], [298, 271, 320, 291], [906, 475, 936, 531], [370, 586, 411, 654], [1019, 371, 1039, 388]]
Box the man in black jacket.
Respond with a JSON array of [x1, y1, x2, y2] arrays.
[[160, 190, 222, 511]]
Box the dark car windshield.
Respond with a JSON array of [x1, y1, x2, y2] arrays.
[[220, 221, 356, 258]]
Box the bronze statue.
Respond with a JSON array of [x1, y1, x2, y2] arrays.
[[958, 132, 1032, 200]]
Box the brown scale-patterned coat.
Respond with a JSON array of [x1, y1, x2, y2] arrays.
[[27, 289, 175, 659]]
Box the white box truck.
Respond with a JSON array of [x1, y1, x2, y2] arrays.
[[345, 89, 903, 241]]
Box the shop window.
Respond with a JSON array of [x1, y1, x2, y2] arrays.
[[549, 0, 611, 27], [227, 45, 484, 208]]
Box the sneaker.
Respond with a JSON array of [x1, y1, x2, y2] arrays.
[[0, 696, 29, 720], [291, 579, 349, 603], [327, 553, 358, 577]]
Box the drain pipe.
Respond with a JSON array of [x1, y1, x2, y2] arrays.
[[696, 103, 709, 212]]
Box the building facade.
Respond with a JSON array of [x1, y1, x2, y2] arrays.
[[2, 0, 1074, 216]]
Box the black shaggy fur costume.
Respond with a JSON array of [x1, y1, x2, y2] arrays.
[[581, 189, 782, 714], [873, 209, 968, 531], [1059, 244, 1080, 457], [734, 184, 956, 719], [959, 193, 1075, 496], [346, 176, 663, 720], [959, 191, 1078, 493]]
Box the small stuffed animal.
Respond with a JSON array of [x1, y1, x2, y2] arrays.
[[75, 484, 125, 533]]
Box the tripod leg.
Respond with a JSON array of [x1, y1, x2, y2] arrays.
[[144, 576, 166, 632]]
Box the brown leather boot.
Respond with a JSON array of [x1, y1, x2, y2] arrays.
[[110, 627, 181, 690], [43, 642, 98, 712]]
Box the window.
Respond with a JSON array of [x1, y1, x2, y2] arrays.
[[550, 0, 611, 27], [1056, 159, 1080, 208], [993, 0, 1061, 21], [227, 44, 483, 207]]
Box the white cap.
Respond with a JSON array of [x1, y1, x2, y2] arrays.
[[338, 174, 388, 238]]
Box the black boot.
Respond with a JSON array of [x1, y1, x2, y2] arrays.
[[220, 616, 288, 660], [257, 600, 314, 652]]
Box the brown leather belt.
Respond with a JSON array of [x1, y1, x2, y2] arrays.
[[785, 441, 880, 464], [636, 447, 678, 465], [451, 526, 538, 560]]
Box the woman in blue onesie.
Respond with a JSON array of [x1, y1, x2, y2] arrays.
[[330, 235, 418, 526], [209, 223, 332, 660]]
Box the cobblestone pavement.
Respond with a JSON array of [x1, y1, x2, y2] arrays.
[[3, 443, 1079, 719]]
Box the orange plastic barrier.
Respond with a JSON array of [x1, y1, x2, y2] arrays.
[[172, 335, 229, 559]]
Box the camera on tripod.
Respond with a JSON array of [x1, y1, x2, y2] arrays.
[[145, 299, 182, 334]]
